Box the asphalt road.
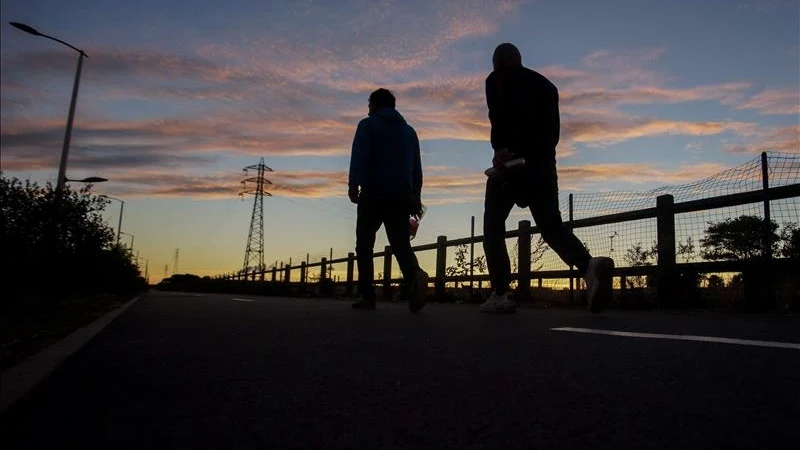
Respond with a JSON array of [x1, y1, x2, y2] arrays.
[[2, 291, 799, 450]]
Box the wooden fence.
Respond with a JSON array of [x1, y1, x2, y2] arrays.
[[219, 152, 799, 307]]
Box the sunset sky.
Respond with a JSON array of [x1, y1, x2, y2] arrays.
[[1, 0, 798, 283]]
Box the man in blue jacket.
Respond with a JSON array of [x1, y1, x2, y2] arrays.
[[482, 43, 615, 314], [348, 88, 429, 312]]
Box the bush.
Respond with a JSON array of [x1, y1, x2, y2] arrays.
[[1, 175, 145, 311]]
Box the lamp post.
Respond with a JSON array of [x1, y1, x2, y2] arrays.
[[9, 21, 88, 196], [100, 195, 125, 245]]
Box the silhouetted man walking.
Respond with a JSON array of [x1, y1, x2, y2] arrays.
[[348, 88, 429, 312], [481, 43, 614, 314]]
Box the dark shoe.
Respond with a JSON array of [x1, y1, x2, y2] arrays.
[[352, 298, 376, 310], [409, 270, 429, 313]]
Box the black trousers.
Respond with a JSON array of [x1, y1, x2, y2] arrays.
[[355, 195, 421, 300], [483, 161, 592, 295]]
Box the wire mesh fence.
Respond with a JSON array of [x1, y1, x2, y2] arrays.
[[219, 152, 799, 310]]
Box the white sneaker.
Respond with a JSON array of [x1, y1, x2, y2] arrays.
[[585, 257, 614, 314], [480, 292, 517, 313]]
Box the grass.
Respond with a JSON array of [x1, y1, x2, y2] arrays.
[[0, 294, 134, 372]]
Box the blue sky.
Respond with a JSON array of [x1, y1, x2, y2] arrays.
[[1, 0, 798, 282]]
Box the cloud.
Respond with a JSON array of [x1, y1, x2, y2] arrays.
[[733, 88, 800, 115], [84, 159, 743, 205], [1, 8, 788, 201], [560, 82, 753, 109], [563, 116, 759, 146], [736, 0, 799, 12], [725, 125, 800, 154]]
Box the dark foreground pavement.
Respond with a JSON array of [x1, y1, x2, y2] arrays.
[[2, 291, 799, 450]]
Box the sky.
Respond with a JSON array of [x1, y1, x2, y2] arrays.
[[1, 0, 798, 283]]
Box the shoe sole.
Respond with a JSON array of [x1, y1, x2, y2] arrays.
[[589, 257, 614, 314], [409, 271, 429, 313]]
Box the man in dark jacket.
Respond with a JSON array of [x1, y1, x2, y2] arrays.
[[348, 88, 429, 312], [481, 43, 614, 314]]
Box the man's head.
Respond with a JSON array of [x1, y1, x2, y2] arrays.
[[368, 88, 395, 115], [492, 43, 522, 70]]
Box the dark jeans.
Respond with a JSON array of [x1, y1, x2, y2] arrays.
[[483, 161, 592, 295], [356, 194, 421, 300]]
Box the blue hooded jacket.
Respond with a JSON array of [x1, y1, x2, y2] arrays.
[[348, 107, 422, 197]]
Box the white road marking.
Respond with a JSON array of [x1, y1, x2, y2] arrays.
[[550, 327, 800, 350], [231, 297, 255, 302]]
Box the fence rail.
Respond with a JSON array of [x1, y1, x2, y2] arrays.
[[215, 152, 799, 309]]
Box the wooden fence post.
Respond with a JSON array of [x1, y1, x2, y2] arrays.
[[656, 194, 676, 307], [435, 235, 447, 300], [383, 245, 393, 301], [346, 252, 355, 297], [300, 262, 307, 284], [568, 193, 575, 304], [517, 220, 531, 300]]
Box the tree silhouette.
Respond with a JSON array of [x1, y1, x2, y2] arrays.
[[700, 215, 779, 261], [677, 236, 697, 263], [624, 241, 657, 288], [706, 275, 725, 289], [446, 244, 486, 288], [511, 236, 549, 273], [779, 222, 799, 260]]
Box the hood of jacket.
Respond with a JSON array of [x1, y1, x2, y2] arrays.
[[369, 107, 407, 123]]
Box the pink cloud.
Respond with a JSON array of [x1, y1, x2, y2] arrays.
[[725, 125, 800, 154], [733, 88, 800, 115]]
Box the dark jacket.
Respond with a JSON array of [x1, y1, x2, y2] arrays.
[[485, 65, 560, 162], [348, 107, 422, 197]]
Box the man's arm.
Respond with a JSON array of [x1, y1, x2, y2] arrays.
[[412, 129, 422, 193], [540, 84, 560, 150], [486, 74, 510, 151], [410, 128, 423, 215], [348, 120, 369, 202]]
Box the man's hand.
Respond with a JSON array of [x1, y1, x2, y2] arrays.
[[492, 148, 513, 169], [348, 186, 360, 204]]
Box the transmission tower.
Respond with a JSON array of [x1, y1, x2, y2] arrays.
[[240, 157, 273, 273], [173, 248, 180, 275]]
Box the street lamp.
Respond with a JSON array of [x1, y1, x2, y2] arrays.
[[9, 21, 88, 196], [65, 176, 108, 183], [99, 195, 125, 245]]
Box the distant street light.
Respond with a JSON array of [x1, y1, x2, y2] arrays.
[[9, 21, 88, 196], [100, 195, 125, 245]]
